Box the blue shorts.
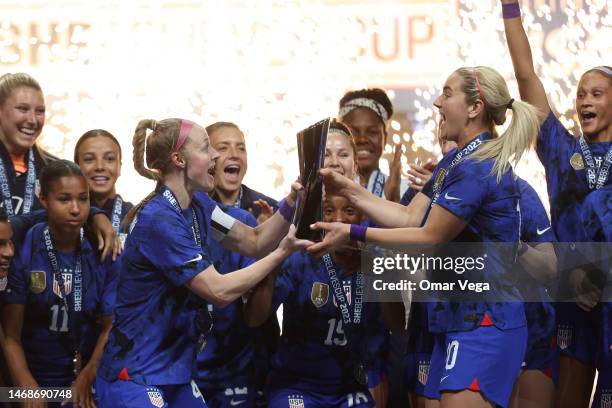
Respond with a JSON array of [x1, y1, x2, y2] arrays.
[[425, 326, 526, 408], [555, 302, 600, 365], [405, 352, 431, 396], [423, 334, 445, 400], [593, 303, 612, 408], [199, 380, 254, 408], [523, 303, 559, 385], [267, 386, 374, 408], [95, 376, 207, 408]]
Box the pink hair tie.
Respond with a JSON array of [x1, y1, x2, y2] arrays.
[[473, 69, 487, 106], [174, 119, 195, 153]]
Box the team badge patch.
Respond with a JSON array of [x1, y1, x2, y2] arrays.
[[0, 276, 7, 292], [601, 391, 612, 408], [29, 271, 46, 294], [147, 388, 165, 407], [288, 395, 305, 408], [570, 152, 585, 170], [418, 360, 430, 386], [53, 272, 73, 298], [557, 324, 573, 350], [311, 282, 329, 308]]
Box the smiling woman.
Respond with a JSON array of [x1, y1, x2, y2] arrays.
[[74, 129, 133, 234], [0, 73, 57, 217]]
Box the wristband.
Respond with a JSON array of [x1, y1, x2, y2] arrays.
[[517, 241, 529, 256], [502, 2, 521, 19], [278, 199, 294, 223], [350, 224, 367, 242]]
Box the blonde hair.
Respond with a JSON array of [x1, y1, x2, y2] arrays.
[[0, 73, 43, 105], [455, 66, 540, 181], [123, 118, 187, 228]]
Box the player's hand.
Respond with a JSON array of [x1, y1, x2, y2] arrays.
[[285, 179, 304, 207], [384, 144, 403, 203], [570, 268, 601, 311], [251, 199, 274, 225], [408, 161, 433, 192], [306, 221, 351, 258], [64, 366, 96, 408], [277, 225, 314, 256], [318, 168, 357, 198], [92, 213, 122, 262]]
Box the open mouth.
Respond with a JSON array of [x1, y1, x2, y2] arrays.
[[207, 165, 216, 176], [580, 111, 597, 125], [356, 149, 373, 159], [223, 164, 241, 183], [18, 127, 37, 138], [91, 176, 110, 186]]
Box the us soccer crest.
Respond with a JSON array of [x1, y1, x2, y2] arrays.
[[333, 282, 352, 307], [557, 324, 573, 350], [311, 282, 329, 308], [570, 152, 585, 170], [29, 271, 46, 294], [288, 395, 305, 408], [52, 272, 73, 298], [147, 388, 164, 408], [418, 360, 430, 386], [601, 390, 612, 408]]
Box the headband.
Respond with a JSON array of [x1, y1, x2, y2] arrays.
[[591, 66, 612, 76], [174, 119, 195, 153], [338, 97, 390, 122], [473, 69, 487, 106], [328, 128, 351, 140]]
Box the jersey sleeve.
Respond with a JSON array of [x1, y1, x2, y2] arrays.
[[536, 111, 576, 168], [432, 162, 487, 221], [4, 256, 28, 305], [138, 211, 211, 287]]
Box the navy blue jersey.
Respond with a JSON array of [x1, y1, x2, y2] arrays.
[[4, 222, 117, 386], [269, 251, 388, 394], [99, 188, 213, 385], [581, 185, 612, 243], [537, 112, 612, 242], [423, 133, 524, 332], [0, 143, 57, 216], [196, 206, 258, 389]]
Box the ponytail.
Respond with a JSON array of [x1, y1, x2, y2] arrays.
[[455, 66, 539, 181]]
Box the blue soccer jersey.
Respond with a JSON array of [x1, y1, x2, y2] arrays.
[[98, 187, 212, 386], [196, 206, 257, 390], [517, 178, 558, 377], [4, 222, 118, 386], [537, 112, 612, 242], [269, 251, 388, 394], [423, 133, 524, 333]]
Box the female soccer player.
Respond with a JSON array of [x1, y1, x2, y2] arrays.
[[0, 73, 54, 216], [500, 2, 611, 405], [2, 160, 118, 408], [338, 88, 407, 202], [245, 191, 388, 408], [96, 118, 310, 408], [73, 129, 133, 236], [309, 66, 540, 408], [207, 122, 278, 223]]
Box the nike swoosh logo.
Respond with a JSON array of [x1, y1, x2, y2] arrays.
[[185, 253, 203, 264], [440, 375, 450, 383], [444, 193, 462, 201], [537, 227, 551, 235], [230, 400, 247, 406]]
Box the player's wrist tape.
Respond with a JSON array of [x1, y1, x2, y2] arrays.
[[502, 2, 521, 19], [278, 199, 294, 223], [211, 206, 237, 241], [350, 224, 367, 242]]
